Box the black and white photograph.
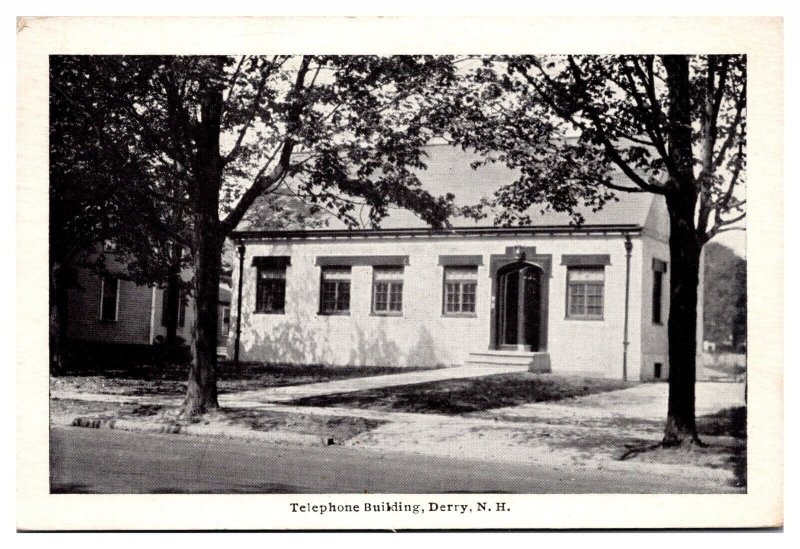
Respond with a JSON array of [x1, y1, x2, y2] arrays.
[[16, 15, 784, 531]]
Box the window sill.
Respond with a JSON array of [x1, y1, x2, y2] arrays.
[[442, 313, 478, 318], [371, 312, 403, 317], [254, 310, 285, 315], [318, 311, 351, 316], [565, 316, 605, 321]]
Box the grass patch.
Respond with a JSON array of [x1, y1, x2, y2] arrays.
[[698, 406, 746, 438], [290, 373, 636, 415], [218, 409, 386, 442], [51, 363, 440, 398], [54, 397, 385, 444]]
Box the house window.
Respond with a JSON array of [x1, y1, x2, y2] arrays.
[[652, 259, 668, 325], [320, 267, 351, 314], [567, 267, 604, 319], [219, 305, 231, 340], [373, 267, 404, 315], [161, 288, 187, 327], [652, 270, 664, 324], [443, 266, 478, 316], [99, 276, 119, 322], [255, 265, 286, 314]]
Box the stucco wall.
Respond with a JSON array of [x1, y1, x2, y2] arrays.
[[639, 233, 671, 381], [229, 234, 646, 377]]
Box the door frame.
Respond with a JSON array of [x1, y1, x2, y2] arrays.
[[488, 246, 551, 352]]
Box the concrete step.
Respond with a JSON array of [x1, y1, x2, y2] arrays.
[[465, 351, 551, 373]]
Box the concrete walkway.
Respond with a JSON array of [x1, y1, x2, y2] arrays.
[[224, 364, 528, 404]]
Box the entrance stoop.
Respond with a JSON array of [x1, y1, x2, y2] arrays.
[[465, 350, 551, 372]]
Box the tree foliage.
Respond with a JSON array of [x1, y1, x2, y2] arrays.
[[438, 55, 746, 236], [703, 242, 747, 350], [434, 55, 746, 446], [50, 55, 459, 413]]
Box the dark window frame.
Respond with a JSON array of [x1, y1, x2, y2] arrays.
[[255, 264, 287, 314], [372, 266, 404, 316], [161, 288, 187, 328], [565, 266, 605, 320], [652, 258, 668, 325], [442, 266, 478, 317], [652, 270, 664, 325], [99, 276, 120, 322], [319, 266, 352, 315]]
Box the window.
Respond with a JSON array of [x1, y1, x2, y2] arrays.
[[320, 267, 351, 314], [99, 276, 119, 321], [567, 267, 604, 319], [255, 265, 286, 314], [373, 267, 404, 315], [219, 305, 231, 339], [652, 270, 664, 324], [652, 259, 668, 325], [161, 288, 187, 327], [654, 362, 663, 379], [443, 266, 478, 315]]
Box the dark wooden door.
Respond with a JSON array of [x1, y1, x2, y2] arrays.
[[498, 265, 541, 350]]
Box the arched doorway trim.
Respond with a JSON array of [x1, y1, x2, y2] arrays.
[[488, 248, 552, 351]]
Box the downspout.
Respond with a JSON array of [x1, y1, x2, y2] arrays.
[[622, 234, 633, 381], [233, 241, 246, 366]]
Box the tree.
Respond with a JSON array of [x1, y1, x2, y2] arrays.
[[49, 56, 193, 371], [51, 55, 457, 415], [703, 242, 747, 350], [440, 55, 746, 446]]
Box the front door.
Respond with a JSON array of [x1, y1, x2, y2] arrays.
[[497, 264, 542, 351]]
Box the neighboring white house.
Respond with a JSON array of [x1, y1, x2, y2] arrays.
[[66, 254, 232, 350], [228, 146, 703, 381]]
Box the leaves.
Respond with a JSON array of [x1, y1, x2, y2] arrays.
[[432, 55, 746, 237]]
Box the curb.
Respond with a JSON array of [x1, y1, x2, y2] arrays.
[[69, 415, 341, 447]]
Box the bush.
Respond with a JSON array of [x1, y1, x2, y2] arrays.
[[61, 338, 191, 375]]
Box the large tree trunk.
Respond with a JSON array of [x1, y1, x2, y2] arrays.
[[163, 258, 181, 345], [663, 194, 703, 446], [184, 227, 221, 415], [182, 60, 225, 416], [661, 55, 703, 446], [49, 261, 70, 373]]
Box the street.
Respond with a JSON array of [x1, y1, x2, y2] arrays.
[[50, 426, 742, 494]]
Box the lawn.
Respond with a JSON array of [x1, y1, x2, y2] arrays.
[[290, 373, 636, 414], [51, 362, 441, 398], [53, 397, 387, 443]]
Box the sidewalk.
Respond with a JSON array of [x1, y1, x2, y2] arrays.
[[225, 364, 528, 403], [51, 371, 746, 491]]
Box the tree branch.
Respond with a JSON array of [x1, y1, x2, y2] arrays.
[[634, 56, 671, 165], [712, 81, 746, 169], [219, 56, 312, 235], [566, 56, 667, 195], [619, 58, 670, 162], [223, 58, 272, 165]]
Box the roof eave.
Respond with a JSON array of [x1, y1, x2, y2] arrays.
[[231, 224, 643, 242]]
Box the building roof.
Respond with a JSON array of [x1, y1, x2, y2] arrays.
[[234, 144, 658, 240]]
